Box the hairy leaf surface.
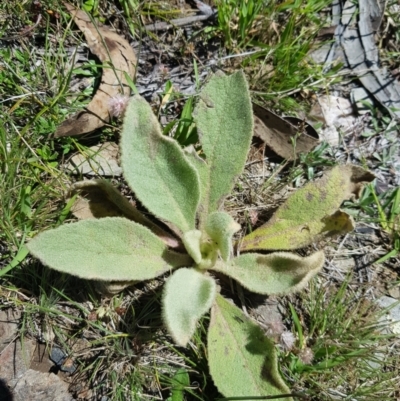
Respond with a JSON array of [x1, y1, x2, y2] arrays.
[[27, 218, 191, 281], [121, 95, 200, 234], [240, 165, 375, 251], [193, 71, 253, 226], [208, 294, 292, 399], [210, 251, 324, 295], [162, 268, 216, 347], [205, 212, 240, 261], [182, 230, 202, 264]]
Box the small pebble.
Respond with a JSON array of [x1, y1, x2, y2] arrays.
[[50, 347, 77, 373]]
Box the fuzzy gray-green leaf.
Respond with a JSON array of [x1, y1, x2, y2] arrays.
[[27, 217, 192, 281], [205, 212, 240, 261], [210, 251, 325, 295], [121, 95, 200, 234], [182, 230, 202, 264], [193, 71, 253, 226], [208, 294, 292, 399], [162, 268, 216, 347]]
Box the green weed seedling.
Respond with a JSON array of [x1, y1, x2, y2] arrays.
[[344, 182, 400, 263], [371, 185, 400, 262], [27, 71, 374, 399], [166, 368, 190, 401]]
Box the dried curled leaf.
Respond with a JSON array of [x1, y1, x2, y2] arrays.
[[253, 103, 319, 160], [55, 3, 137, 137], [240, 165, 375, 251], [71, 180, 182, 249]]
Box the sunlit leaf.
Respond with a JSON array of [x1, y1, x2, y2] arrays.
[[208, 294, 292, 399], [27, 218, 191, 281], [210, 251, 324, 295], [121, 95, 200, 234], [193, 71, 253, 226], [163, 268, 216, 347], [240, 165, 374, 251]]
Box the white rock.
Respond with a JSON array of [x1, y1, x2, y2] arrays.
[[66, 142, 122, 176], [309, 95, 358, 145], [376, 296, 400, 334], [13, 369, 74, 401]]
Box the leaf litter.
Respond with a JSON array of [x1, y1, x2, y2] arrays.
[[253, 103, 320, 160], [54, 3, 137, 138]]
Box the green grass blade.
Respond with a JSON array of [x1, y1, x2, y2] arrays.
[[0, 244, 29, 277]]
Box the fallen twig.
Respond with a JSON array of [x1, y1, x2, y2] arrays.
[[144, 14, 213, 32], [0, 13, 42, 41]]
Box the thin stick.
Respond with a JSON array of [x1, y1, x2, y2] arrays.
[[145, 14, 211, 32], [0, 14, 42, 41]]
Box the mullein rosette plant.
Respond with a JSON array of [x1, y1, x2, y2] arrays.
[[27, 71, 374, 399]]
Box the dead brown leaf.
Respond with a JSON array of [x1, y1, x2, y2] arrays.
[[70, 180, 183, 250], [253, 103, 319, 160], [54, 3, 137, 137]]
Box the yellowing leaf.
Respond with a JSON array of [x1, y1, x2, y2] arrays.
[[240, 165, 374, 251]]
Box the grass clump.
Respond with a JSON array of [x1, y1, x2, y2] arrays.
[[214, 0, 340, 110], [283, 277, 400, 400]]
